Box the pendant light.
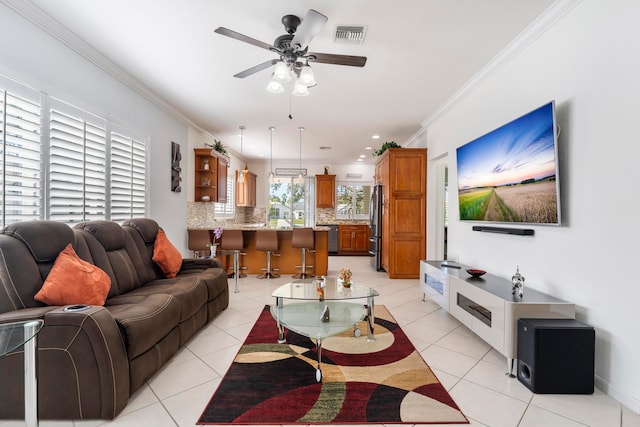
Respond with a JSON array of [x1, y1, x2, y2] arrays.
[[268, 126, 275, 182], [237, 126, 245, 184], [297, 127, 305, 184]]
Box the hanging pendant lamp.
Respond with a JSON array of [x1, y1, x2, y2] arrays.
[[297, 127, 305, 184], [268, 127, 275, 182], [237, 126, 245, 184]]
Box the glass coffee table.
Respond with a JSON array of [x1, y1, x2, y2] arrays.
[[271, 278, 379, 381]]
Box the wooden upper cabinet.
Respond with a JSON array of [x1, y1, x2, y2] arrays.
[[236, 169, 257, 207], [194, 148, 228, 202], [316, 174, 336, 208]]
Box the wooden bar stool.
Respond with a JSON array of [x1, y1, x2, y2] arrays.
[[292, 227, 315, 279], [220, 229, 246, 292], [256, 229, 280, 279], [187, 229, 212, 258]]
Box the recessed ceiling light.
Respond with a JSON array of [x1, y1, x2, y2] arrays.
[[359, 154, 366, 158], [357, 158, 363, 162], [372, 134, 380, 139], [365, 146, 372, 150]]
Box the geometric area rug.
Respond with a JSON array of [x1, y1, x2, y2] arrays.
[[198, 305, 468, 424]]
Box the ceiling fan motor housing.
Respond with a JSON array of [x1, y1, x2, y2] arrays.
[[273, 34, 308, 67]]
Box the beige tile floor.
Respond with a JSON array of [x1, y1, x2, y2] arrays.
[[3, 256, 639, 427]]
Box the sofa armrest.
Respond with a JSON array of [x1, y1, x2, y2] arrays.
[[181, 257, 223, 270], [0, 305, 130, 420]]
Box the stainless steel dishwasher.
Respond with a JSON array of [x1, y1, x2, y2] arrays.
[[327, 224, 339, 254]]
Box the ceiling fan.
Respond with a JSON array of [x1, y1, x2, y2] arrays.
[[214, 9, 367, 80]]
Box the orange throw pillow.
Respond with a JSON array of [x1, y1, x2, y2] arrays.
[[152, 229, 182, 278], [35, 244, 111, 306]]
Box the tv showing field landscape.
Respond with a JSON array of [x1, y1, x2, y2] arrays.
[[456, 101, 560, 224]]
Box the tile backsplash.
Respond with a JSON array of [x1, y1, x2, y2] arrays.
[[188, 202, 366, 228], [187, 202, 265, 228]]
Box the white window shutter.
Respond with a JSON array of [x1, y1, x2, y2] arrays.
[[0, 89, 42, 225]]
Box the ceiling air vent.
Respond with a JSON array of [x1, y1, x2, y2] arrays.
[[334, 25, 367, 44]]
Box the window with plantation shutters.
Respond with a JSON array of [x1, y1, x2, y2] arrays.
[[110, 129, 146, 222], [214, 174, 235, 218], [48, 103, 107, 223], [0, 88, 42, 225], [1, 76, 148, 227]]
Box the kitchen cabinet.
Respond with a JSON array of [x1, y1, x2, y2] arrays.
[[338, 224, 369, 254], [236, 169, 257, 207], [315, 174, 336, 208], [194, 148, 228, 202], [375, 148, 427, 278]]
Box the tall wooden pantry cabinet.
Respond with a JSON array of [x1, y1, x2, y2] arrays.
[[374, 148, 427, 278]]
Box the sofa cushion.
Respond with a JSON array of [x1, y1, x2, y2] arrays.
[[74, 222, 147, 296], [131, 276, 208, 322], [34, 244, 111, 306], [1, 220, 74, 262], [152, 229, 182, 278], [105, 293, 180, 360]]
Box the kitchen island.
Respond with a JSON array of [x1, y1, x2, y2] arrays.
[[191, 226, 329, 276]]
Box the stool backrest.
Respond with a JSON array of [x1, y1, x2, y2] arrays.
[[220, 229, 244, 250], [256, 229, 278, 252], [188, 229, 211, 252], [292, 227, 314, 249]]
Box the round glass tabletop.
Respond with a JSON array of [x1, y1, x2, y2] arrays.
[[0, 319, 44, 357], [272, 277, 379, 301]]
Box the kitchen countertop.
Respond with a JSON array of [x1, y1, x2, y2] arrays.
[[317, 221, 369, 226], [188, 225, 331, 231]]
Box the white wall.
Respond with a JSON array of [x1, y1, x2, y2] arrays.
[[423, 1, 639, 411], [0, 3, 189, 253]]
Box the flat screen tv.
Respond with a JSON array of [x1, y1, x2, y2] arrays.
[[456, 101, 560, 225]]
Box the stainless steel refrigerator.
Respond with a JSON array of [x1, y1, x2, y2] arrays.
[[369, 184, 384, 271]]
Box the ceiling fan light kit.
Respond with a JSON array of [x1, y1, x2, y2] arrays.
[[292, 79, 310, 97], [299, 64, 316, 86], [273, 61, 292, 83], [215, 9, 367, 96], [266, 78, 284, 94]]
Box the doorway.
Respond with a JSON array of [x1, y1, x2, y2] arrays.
[[432, 156, 449, 260]]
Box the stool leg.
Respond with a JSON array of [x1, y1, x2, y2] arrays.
[[293, 248, 314, 279], [233, 250, 240, 293], [258, 251, 280, 279], [238, 251, 247, 278]]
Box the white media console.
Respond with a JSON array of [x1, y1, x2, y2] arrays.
[[420, 260, 575, 376]]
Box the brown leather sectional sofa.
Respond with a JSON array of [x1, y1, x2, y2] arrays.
[[0, 218, 229, 420]]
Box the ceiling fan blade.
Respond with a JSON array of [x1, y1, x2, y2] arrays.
[[309, 52, 367, 67], [290, 9, 328, 51], [214, 27, 273, 51], [233, 59, 279, 78]]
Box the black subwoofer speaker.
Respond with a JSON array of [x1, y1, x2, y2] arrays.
[[517, 318, 595, 394]]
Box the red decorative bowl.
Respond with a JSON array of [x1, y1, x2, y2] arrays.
[[466, 269, 486, 278]]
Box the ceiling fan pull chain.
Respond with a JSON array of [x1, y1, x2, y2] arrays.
[[289, 95, 293, 120]]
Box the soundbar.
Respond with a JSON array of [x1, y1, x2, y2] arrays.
[[472, 225, 534, 236]]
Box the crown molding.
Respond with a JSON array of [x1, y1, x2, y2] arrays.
[[1, 0, 208, 133], [420, 0, 582, 129]]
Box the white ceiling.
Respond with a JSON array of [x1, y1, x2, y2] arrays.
[[26, 0, 554, 164]]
